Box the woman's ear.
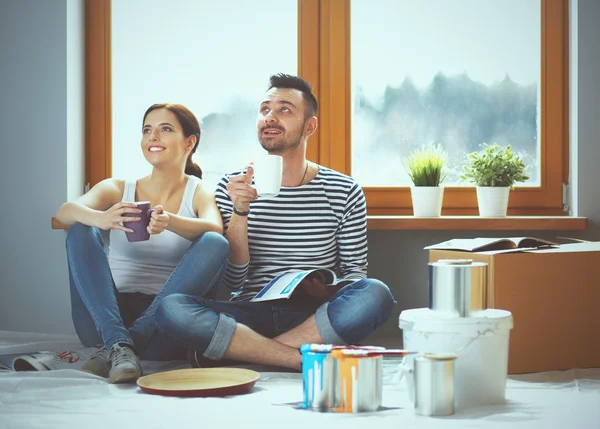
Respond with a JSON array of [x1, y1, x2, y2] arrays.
[[187, 135, 197, 149]]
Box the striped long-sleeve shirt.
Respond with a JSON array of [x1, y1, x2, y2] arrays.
[[215, 166, 368, 301]]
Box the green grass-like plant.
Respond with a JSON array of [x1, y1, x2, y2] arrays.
[[460, 143, 529, 188], [404, 144, 448, 186]]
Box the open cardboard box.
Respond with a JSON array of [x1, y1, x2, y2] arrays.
[[427, 239, 600, 374]]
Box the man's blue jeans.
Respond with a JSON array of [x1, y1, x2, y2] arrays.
[[155, 279, 395, 361], [66, 223, 229, 360]]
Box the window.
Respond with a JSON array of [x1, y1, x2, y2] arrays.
[[110, 0, 297, 189], [86, 0, 568, 216], [352, 0, 541, 188]]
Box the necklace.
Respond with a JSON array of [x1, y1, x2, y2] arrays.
[[298, 161, 309, 186]]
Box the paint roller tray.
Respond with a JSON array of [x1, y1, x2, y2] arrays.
[[137, 367, 260, 397]]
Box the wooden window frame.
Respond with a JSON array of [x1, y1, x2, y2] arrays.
[[85, 0, 569, 216]]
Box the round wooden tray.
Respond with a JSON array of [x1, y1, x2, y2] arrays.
[[137, 367, 260, 397]]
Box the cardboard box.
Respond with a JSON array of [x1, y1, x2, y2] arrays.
[[428, 241, 600, 374]]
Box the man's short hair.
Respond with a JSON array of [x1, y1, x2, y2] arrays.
[[268, 73, 318, 117]]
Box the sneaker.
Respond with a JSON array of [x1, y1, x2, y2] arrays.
[[80, 347, 109, 378], [107, 344, 142, 384]]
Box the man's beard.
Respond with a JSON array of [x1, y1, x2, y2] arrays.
[[258, 125, 303, 153]]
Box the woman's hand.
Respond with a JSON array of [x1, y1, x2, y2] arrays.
[[226, 164, 258, 213], [97, 202, 141, 232], [148, 205, 169, 235]]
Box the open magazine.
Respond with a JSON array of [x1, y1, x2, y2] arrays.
[[0, 347, 97, 372], [424, 237, 558, 252], [250, 269, 357, 302]]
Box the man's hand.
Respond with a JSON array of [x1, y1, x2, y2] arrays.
[[148, 205, 169, 235], [298, 275, 340, 299], [226, 164, 258, 213]]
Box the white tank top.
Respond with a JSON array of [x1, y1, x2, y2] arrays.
[[108, 176, 201, 294]]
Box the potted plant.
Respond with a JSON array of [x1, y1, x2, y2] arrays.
[[460, 143, 529, 217], [404, 144, 448, 217]]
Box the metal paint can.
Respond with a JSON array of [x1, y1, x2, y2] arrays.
[[300, 344, 333, 410], [429, 259, 488, 317], [329, 348, 383, 413], [414, 353, 457, 416]]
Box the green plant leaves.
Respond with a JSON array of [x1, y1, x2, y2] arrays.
[[459, 143, 529, 188], [404, 142, 528, 188], [403, 144, 448, 186]]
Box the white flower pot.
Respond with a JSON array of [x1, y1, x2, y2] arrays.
[[476, 186, 510, 217], [411, 186, 444, 217]]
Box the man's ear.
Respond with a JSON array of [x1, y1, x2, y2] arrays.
[[305, 116, 318, 137]]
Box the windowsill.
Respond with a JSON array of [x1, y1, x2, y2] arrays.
[[52, 216, 587, 231], [367, 216, 587, 231]]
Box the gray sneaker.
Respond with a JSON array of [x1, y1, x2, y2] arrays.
[[107, 344, 142, 384], [80, 347, 109, 378]]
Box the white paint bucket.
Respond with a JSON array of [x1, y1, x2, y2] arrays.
[[399, 308, 513, 409]]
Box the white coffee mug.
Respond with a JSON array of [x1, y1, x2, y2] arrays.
[[253, 155, 282, 197]]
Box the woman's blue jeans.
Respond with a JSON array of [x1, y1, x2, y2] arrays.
[[66, 223, 229, 360], [155, 279, 395, 361]]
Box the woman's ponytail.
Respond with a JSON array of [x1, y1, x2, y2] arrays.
[[185, 157, 203, 179]]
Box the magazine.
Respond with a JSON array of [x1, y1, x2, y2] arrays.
[[424, 237, 558, 252], [0, 347, 97, 372], [250, 269, 357, 302]]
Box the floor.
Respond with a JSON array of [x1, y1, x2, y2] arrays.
[[1, 331, 599, 429]]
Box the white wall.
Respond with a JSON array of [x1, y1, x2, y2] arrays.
[[574, 0, 600, 235], [0, 0, 82, 333], [67, 0, 85, 202], [0, 0, 597, 337]]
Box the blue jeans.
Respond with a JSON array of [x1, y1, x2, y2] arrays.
[[66, 223, 229, 360], [155, 278, 395, 361]]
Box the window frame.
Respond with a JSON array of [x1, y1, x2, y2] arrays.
[[85, 0, 569, 216]]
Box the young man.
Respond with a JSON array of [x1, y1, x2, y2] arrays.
[[155, 74, 394, 370]]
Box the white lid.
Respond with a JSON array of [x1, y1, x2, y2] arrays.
[[434, 259, 474, 265], [420, 353, 458, 361], [429, 260, 488, 268], [399, 308, 513, 335]]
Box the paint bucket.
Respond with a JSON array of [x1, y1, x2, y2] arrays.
[[329, 348, 383, 413], [414, 353, 457, 416], [300, 344, 333, 410], [399, 308, 513, 409], [429, 259, 488, 317]]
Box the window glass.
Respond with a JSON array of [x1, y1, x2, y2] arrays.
[[112, 0, 298, 189], [351, 0, 540, 187]]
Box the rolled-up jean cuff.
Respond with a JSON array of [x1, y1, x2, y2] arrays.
[[203, 313, 237, 360], [315, 303, 345, 345], [108, 338, 134, 352]]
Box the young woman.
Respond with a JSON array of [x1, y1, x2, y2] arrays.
[[56, 103, 229, 383]]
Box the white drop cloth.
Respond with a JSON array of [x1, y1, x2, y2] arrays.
[[0, 331, 598, 429]]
